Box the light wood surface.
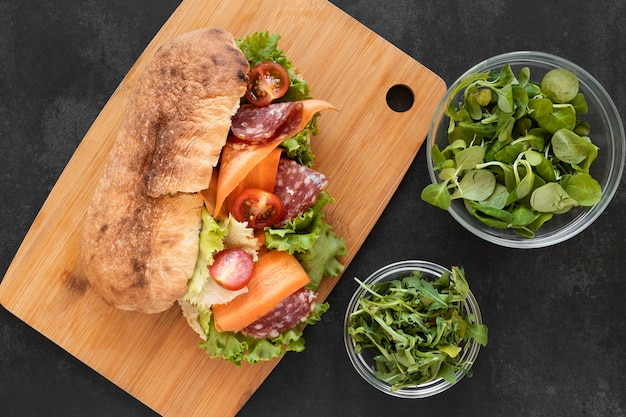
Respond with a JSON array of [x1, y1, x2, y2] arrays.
[[0, 0, 445, 415]]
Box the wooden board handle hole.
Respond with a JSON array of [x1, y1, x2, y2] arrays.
[[386, 84, 414, 112]]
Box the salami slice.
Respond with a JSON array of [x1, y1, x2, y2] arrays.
[[241, 288, 317, 339], [231, 102, 302, 143], [274, 158, 328, 222]]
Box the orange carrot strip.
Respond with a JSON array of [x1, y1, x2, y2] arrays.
[[226, 147, 283, 213], [199, 169, 224, 217], [212, 250, 310, 333], [214, 141, 279, 216], [254, 230, 267, 249], [294, 99, 337, 133]]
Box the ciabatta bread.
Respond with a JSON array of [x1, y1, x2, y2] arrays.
[[80, 29, 249, 313]]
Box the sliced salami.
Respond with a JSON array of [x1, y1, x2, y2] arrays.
[[274, 158, 328, 222], [241, 288, 317, 339], [231, 102, 303, 143]]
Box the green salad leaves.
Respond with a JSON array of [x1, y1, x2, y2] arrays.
[[421, 65, 603, 237], [348, 267, 488, 390], [198, 301, 329, 365], [265, 191, 347, 292], [236, 31, 311, 103]]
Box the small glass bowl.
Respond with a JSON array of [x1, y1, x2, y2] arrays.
[[426, 51, 625, 248], [343, 260, 484, 398]]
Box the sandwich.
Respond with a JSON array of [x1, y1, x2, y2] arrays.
[[80, 28, 347, 364]]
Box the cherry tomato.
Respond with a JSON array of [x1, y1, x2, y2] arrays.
[[245, 62, 290, 107], [231, 188, 284, 229], [209, 248, 254, 291]]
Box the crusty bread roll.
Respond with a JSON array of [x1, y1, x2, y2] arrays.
[[80, 29, 249, 313]]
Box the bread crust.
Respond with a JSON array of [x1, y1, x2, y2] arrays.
[[80, 29, 249, 313]]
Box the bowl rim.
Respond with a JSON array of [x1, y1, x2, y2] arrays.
[[426, 50, 625, 249], [343, 260, 483, 398]]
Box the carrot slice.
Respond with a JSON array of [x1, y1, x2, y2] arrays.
[[212, 250, 310, 333], [214, 141, 279, 216], [294, 99, 337, 133], [235, 146, 282, 193], [226, 146, 282, 213], [213, 99, 337, 216], [199, 169, 223, 217]]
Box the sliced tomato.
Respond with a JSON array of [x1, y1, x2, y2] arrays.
[[209, 248, 255, 291], [231, 188, 284, 229], [245, 62, 290, 107]]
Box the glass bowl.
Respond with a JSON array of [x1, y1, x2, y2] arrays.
[[426, 51, 625, 248], [343, 260, 484, 398]]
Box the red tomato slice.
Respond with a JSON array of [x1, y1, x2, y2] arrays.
[[245, 62, 290, 107], [209, 248, 254, 291], [231, 188, 284, 229]]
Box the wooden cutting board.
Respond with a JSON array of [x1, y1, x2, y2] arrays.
[[0, 0, 445, 415]]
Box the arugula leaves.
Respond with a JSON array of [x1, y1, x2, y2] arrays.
[[348, 267, 488, 391]]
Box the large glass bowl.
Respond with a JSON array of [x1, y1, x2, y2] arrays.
[[343, 260, 484, 398], [426, 51, 625, 248]]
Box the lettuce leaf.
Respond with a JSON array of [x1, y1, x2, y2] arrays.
[[184, 208, 227, 299], [296, 222, 347, 292], [184, 212, 260, 308], [236, 31, 311, 102], [265, 191, 347, 291], [198, 302, 329, 365], [265, 191, 333, 253], [222, 214, 262, 261], [279, 116, 319, 167]]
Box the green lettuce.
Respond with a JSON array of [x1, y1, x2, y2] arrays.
[[265, 191, 347, 291], [279, 116, 319, 168], [296, 222, 347, 292], [198, 301, 329, 365], [184, 208, 227, 299], [236, 31, 311, 102], [264, 191, 332, 254]]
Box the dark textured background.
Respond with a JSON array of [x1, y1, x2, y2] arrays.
[[1, 1, 625, 416]]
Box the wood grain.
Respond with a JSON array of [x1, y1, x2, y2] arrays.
[[0, 0, 445, 415]]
